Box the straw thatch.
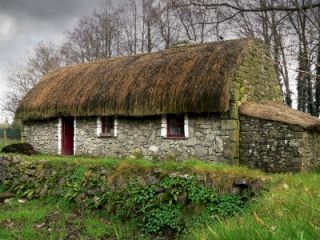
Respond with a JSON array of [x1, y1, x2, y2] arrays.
[[240, 101, 320, 131], [17, 38, 262, 121]]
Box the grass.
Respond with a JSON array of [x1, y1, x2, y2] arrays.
[[189, 169, 320, 240], [1, 153, 320, 239], [2, 170, 320, 239], [0, 197, 147, 240], [0, 139, 20, 151]]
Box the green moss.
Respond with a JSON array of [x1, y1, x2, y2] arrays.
[[234, 43, 282, 104]]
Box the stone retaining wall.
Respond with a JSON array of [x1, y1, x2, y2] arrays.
[[240, 116, 320, 172], [0, 155, 260, 200]]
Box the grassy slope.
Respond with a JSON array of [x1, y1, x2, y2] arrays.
[[0, 168, 319, 239], [0, 197, 146, 240], [191, 170, 320, 240]]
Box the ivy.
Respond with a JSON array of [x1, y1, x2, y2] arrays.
[[144, 204, 183, 234], [62, 167, 86, 201]]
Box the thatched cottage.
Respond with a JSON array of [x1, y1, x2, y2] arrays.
[[17, 38, 320, 172]]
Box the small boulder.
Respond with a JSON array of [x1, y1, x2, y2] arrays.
[[18, 199, 27, 204], [0, 192, 15, 203], [4, 198, 14, 204]]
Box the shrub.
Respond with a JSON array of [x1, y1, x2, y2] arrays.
[[1, 143, 36, 155]]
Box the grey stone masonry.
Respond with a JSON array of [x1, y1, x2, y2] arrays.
[[0, 155, 21, 182], [23, 119, 59, 154], [75, 114, 237, 162], [240, 115, 320, 172], [23, 114, 238, 162]]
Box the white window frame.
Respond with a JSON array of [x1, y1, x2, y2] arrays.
[[97, 116, 117, 137], [161, 114, 167, 137], [184, 113, 189, 138], [161, 113, 189, 138], [58, 118, 62, 155]]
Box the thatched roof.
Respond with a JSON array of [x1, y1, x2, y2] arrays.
[[17, 38, 265, 121], [240, 101, 320, 131]]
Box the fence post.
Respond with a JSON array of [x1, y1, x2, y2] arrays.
[[3, 128, 7, 145]]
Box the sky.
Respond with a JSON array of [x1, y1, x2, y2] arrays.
[[0, 0, 103, 122]]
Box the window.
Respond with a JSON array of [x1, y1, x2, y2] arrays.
[[167, 114, 184, 137], [160, 114, 189, 139], [97, 116, 117, 137], [102, 116, 114, 136]]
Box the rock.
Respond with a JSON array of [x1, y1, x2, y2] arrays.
[[215, 137, 224, 153], [39, 185, 48, 196], [36, 222, 46, 229], [4, 198, 14, 204], [0, 192, 15, 203], [230, 187, 241, 195], [18, 199, 27, 204], [148, 145, 159, 152], [12, 156, 22, 164], [234, 178, 248, 188], [177, 192, 188, 206]]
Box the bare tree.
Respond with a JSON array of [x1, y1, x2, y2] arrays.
[[61, 0, 123, 63], [172, 0, 320, 114], [2, 42, 63, 116]]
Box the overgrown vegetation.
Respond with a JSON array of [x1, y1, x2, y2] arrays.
[[1, 156, 261, 239], [189, 169, 320, 240], [1, 163, 320, 239]]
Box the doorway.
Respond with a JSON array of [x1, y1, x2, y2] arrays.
[[61, 118, 74, 155]]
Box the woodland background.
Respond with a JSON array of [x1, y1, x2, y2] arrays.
[[2, 0, 320, 119]]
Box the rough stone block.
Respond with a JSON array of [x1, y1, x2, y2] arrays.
[[221, 120, 239, 130]]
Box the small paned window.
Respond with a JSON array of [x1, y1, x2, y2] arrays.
[[167, 114, 185, 138], [101, 116, 114, 136]]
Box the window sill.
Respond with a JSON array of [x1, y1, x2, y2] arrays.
[[162, 136, 187, 140], [98, 134, 116, 138]]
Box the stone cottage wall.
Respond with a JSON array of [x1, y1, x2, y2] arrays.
[[23, 119, 59, 154], [240, 115, 320, 172], [23, 115, 238, 163], [75, 114, 237, 163]]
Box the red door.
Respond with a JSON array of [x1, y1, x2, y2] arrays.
[[61, 118, 74, 155]]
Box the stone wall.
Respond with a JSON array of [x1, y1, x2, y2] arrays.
[[225, 43, 283, 165], [240, 115, 320, 172], [23, 114, 238, 163], [23, 119, 58, 154], [75, 114, 237, 163], [233, 43, 283, 105], [0, 155, 261, 203]]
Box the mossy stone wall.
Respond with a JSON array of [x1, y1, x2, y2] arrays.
[[240, 115, 320, 172]]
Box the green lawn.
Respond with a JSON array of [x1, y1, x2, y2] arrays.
[[0, 197, 148, 240]]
